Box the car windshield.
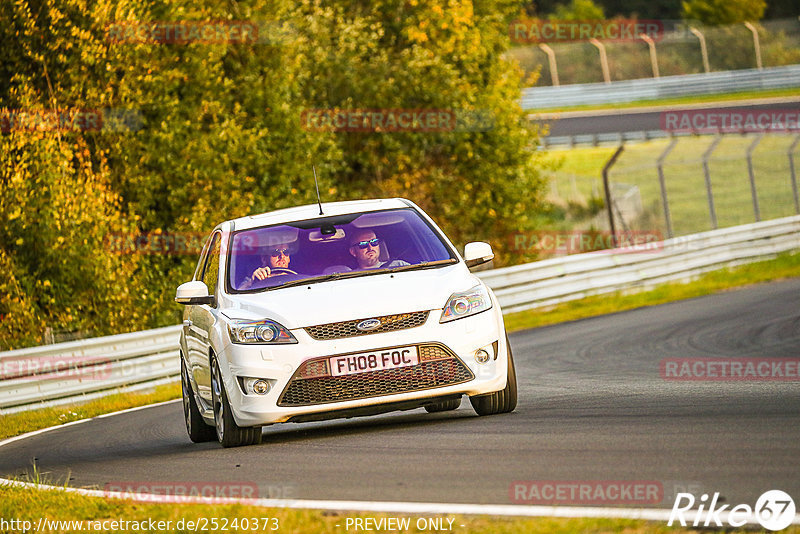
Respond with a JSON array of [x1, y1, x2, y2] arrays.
[[228, 208, 457, 292]]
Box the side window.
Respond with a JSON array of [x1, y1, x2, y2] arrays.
[[193, 233, 214, 281], [201, 233, 222, 295]]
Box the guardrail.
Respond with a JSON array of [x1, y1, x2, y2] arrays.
[[2, 215, 799, 413], [477, 214, 800, 314], [520, 64, 800, 110], [541, 129, 674, 148], [0, 325, 181, 414]]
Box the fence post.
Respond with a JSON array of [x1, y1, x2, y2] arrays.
[[602, 145, 625, 246], [538, 43, 560, 87], [746, 134, 763, 221], [657, 138, 679, 238], [744, 22, 763, 70], [702, 135, 722, 229], [589, 38, 611, 84], [689, 27, 710, 73], [789, 134, 800, 214], [639, 33, 660, 78]]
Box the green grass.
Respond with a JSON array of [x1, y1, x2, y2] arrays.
[[505, 250, 800, 332], [1, 483, 772, 534], [0, 383, 180, 441], [542, 135, 800, 236], [530, 87, 800, 113]]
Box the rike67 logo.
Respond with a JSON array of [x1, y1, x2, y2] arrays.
[[669, 490, 796, 531]]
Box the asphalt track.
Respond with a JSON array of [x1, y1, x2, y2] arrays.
[[1, 278, 799, 509], [536, 99, 800, 137]]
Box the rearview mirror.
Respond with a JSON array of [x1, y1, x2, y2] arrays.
[[175, 281, 214, 305]]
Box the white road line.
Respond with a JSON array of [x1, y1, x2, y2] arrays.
[[0, 478, 666, 521], [2, 401, 798, 525], [3, 478, 800, 525], [0, 399, 181, 448]]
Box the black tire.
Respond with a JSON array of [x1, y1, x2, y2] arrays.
[[469, 335, 518, 416], [182, 357, 216, 443], [424, 397, 462, 413], [211, 353, 262, 448]]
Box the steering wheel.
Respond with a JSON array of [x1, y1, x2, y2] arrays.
[[269, 268, 297, 275]]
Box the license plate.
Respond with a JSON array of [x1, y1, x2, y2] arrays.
[[330, 346, 419, 377]]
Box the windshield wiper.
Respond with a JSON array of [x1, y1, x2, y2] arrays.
[[262, 259, 456, 291], [351, 258, 457, 277], [385, 258, 457, 273]]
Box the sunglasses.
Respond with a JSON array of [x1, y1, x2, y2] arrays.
[[269, 248, 290, 257], [353, 238, 381, 250]]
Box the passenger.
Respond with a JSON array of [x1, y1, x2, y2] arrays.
[[348, 230, 409, 270]]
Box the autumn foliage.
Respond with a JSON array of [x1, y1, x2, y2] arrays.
[[0, 0, 547, 349]]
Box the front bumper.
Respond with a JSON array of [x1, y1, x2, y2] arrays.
[[216, 307, 507, 427]]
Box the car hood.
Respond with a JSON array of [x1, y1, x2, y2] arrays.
[[220, 264, 479, 329]]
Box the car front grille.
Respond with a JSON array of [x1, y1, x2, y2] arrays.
[[304, 311, 429, 340], [277, 343, 473, 407]]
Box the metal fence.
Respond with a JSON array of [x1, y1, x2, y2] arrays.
[[520, 64, 800, 110], [510, 18, 800, 91], [1, 215, 799, 413], [544, 133, 800, 237], [606, 134, 800, 238], [479, 214, 800, 313]]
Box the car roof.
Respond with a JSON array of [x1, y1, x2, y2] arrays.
[[226, 198, 414, 231]]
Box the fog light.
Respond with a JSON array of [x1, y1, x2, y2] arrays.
[[475, 349, 490, 363], [240, 377, 273, 396], [252, 379, 270, 395]]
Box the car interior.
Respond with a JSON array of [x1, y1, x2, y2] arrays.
[[229, 209, 451, 291]]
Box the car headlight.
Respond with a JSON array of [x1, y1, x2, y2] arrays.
[[227, 319, 297, 344], [439, 284, 492, 323]]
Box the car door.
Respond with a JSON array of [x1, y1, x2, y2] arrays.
[[182, 235, 211, 390], [187, 231, 222, 405]]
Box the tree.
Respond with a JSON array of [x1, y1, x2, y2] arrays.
[[1, 0, 549, 347], [682, 0, 766, 25], [294, 0, 547, 265], [1, 0, 147, 348], [551, 0, 605, 20]]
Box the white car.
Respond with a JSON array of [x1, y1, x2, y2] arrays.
[[176, 198, 517, 447]]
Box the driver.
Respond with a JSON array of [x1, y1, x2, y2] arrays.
[[349, 230, 409, 270], [240, 244, 294, 289]]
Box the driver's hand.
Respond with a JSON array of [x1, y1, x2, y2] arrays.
[[252, 266, 271, 280]]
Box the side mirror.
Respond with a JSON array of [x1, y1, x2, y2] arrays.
[[175, 281, 214, 306], [464, 242, 494, 269]]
